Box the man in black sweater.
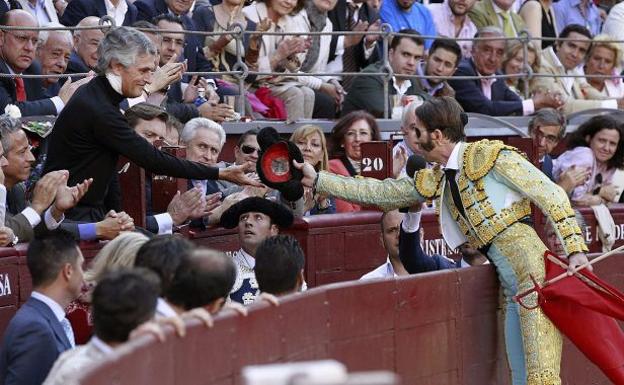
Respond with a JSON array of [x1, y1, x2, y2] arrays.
[[44, 27, 258, 222]]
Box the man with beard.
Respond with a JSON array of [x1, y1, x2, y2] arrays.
[[427, 0, 477, 58], [35, 23, 73, 97], [341, 31, 428, 119], [296, 96, 590, 385], [379, 0, 435, 49]]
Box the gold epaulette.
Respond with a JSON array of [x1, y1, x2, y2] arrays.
[[463, 139, 526, 181], [414, 166, 443, 199]]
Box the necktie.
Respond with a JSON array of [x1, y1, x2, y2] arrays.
[[500, 11, 515, 38], [14, 77, 26, 102], [444, 169, 466, 219], [341, 2, 359, 91], [61, 317, 76, 348]]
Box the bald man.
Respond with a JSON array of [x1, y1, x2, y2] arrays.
[[0, 10, 87, 116], [66, 16, 104, 75]]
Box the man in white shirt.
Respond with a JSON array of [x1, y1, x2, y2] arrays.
[[361, 210, 409, 280], [219, 197, 294, 305], [43, 268, 161, 385], [0, 230, 84, 385]]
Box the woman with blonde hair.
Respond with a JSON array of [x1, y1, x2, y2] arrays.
[[580, 34, 624, 100], [501, 40, 541, 98], [67, 232, 150, 344], [289, 125, 335, 215]]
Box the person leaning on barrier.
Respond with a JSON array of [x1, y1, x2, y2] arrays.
[[0, 10, 92, 117], [43, 26, 260, 223], [414, 38, 460, 98], [59, 0, 138, 27], [526, 108, 573, 182], [35, 23, 73, 98], [448, 26, 563, 116], [43, 268, 161, 385], [254, 235, 306, 297], [533, 24, 624, 114], [295, 96, 590, 385], [341, 29, 429, 119]]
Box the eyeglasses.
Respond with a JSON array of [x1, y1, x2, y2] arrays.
[[5, 32, 39, 47], [531, 127, 560, 145], [241, 145, 260, 155]]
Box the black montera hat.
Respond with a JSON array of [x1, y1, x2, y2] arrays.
[[219, 197, 294, 229]]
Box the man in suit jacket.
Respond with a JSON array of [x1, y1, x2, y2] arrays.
[[43, 269, 161, 385], [35, 24, 73, 97], [65, 16, 103, 77], [135, 0, 212, 73], [341, 30, 429, 118], [43, 27, 256, 222], [60, 0, 137, 26], [327, 0, 380, 89], [0, 231, 84, 385], [16, 0, 58, 25], [0, 117, 92, 242], [468, 0, 525, 37], [0, 11, 87, 116], [533, 24, 624, 114], [448, 26, 561, 116]]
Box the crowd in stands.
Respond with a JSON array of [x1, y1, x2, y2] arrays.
[[0, 0, 622, 382]]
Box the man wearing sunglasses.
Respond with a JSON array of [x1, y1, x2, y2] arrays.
[[0, 10, 90, 117], [219, 129, 262, 197], [528, 108, 590, 194]]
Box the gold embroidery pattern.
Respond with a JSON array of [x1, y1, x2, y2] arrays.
[[414, 167, 443, 199], [493, 224, 563, 385], [492, 150, 588, 256], [463, 139, 523, 181]]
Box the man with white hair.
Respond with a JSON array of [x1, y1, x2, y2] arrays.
[[181, 117, 226, 197], [44, 27, 259, 222], [392, 100, 421, 178], [35, 22, 73, 97], [66, 16, 104, 75]]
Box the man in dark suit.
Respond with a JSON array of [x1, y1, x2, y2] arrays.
[[135, 0, 212, 72], [0, 230, 84, 385], [0, 11, 88, 116], [328, 0, 380, 90], [65, 16, 104, 76], [448, 26, 562, 116], [43, 27, 257, 222], [0, 0, 20, 20], [153, 14, 234, 123], [341, 30, 429, 118], [60, 0, 138, 26]]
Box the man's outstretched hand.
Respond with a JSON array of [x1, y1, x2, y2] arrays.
[[218, 162, 264, 187], [293, 160, 317, 188]]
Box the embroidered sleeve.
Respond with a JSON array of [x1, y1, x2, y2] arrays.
[[315, 171, 425, 212], [492, 150, 588, 256]]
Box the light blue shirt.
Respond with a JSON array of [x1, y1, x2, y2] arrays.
[[380, 0, 436, 49], [25, 0, 51, 27], [553, 0, 602, 36]]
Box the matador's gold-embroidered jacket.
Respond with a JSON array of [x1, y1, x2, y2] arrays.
[[316, 140, 588, 256]]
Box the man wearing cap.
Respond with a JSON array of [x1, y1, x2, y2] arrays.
[[220, 197, 294, 305]]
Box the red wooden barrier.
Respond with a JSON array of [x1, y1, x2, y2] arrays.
[[74, 254, 623, 385]]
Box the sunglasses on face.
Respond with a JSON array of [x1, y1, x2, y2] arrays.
[[241, 145, 260, 155]]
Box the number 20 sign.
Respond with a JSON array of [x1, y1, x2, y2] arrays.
[[360, 141, 393, 180]]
